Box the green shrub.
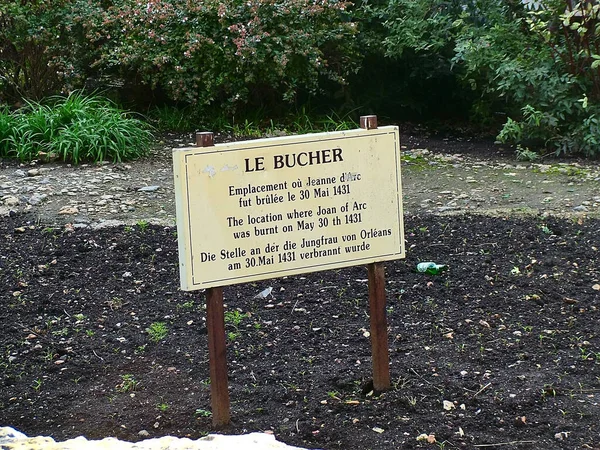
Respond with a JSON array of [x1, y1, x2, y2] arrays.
[[453, 0, 600, 156], [0, 92, 153, 164], [364, 0, 600, 156], [0, 1, 93, 102], [82, 0, 360, 112]]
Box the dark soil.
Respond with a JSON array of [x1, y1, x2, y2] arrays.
[[1, 212, 599, 449]]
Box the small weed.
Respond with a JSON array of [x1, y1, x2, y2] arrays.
[[195, 408, 212, 417], [108, 297, 124, 310], [116, 374, 139, 392], [146, 322, 168, 342], [327, 391, 341, 400], [137, 220, 149, 231], [227, 331, 239, 342], [179, 301, 195, 310], [73, 313, 86, 321], [135, 344, 147, 354], [156, 402, 170, 412], [85, 329, 95, 337], [224, 310, 246, 330], [515, 145, 540, 162], [32, 378, 43, 391], [43, 349, 56, 361]]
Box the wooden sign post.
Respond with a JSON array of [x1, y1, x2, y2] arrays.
[[174, 116, 404, 425], [360, 116, 391, 391], [195, 132, 230, 427]]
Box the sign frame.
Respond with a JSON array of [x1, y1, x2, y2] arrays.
[[173, 116, 402, 427]]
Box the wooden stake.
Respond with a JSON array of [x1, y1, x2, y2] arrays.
[[196, 131, 230, 427], [206, 286, 230, 427], [367, 263, 390, 390], [360, 115, 391, 391]]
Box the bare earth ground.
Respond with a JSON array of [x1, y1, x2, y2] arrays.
[[1, 130, 600, 450]]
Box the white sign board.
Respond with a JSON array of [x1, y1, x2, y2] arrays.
[[173, 126, 404, 290]]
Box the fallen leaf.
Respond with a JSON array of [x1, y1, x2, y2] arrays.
[[563, 297, 578, 305]]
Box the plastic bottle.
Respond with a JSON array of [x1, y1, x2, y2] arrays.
[[416, 262, 448, 275]]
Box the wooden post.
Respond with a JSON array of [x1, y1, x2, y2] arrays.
[[196, 131, 231, 427], [359, 116, 391, 391]]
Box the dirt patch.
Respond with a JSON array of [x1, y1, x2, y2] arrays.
[[1, 213, 599, 449], [1, 131, 600, 449]]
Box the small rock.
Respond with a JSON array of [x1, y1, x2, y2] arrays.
[[443, 400, 455, 411], [138, 185, 160, 192], [58, 206, 79, 215], [28, 193, 47, 205], [554, 431, 569, 440], [2, 196, 19, 207], [27, 169, 40, 177], [14, 170, 26, 177], [138, 430, 150, 437]]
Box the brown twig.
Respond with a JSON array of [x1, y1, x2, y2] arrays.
[[472, 382, 492, 398]]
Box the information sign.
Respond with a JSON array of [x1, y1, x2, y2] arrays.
[[173, 126, 404, 290]]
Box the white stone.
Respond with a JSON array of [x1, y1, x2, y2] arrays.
[[0, 428, 307, 450]]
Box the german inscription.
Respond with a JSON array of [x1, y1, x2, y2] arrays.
[[173, 127, 404, 290]]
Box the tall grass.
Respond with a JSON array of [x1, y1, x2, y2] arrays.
[[0, 92, 153, 164]]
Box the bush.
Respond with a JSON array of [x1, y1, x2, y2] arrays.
[[453, 0, 600, 156], [0, 1, 92, 103], [0, 92, 153, 164], [80, 0, 360, 113]]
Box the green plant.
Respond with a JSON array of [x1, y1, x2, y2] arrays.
[[146, 322, 168, 343], [156, 402, 170, 412], [32, 378, 43, 391], [0, 93, 153, 163], [179, 301, 195, 310], [327, 391, 341, 400], [83, 0, 359, 113], [224, 310, 246, 330], [134, 345, 147, 355], [137, 220, 149, 232], [195, 408, 212, 417], [43, 349, 56, 362], [116, 374, 139, 392], [227, 331, 239, 342]]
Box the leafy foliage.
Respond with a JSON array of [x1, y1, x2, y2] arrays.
[[0, 0, 92, 102], [364, 0, 600, 156], [82, 0, 359, 113], [0, 92, 153, 164]]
